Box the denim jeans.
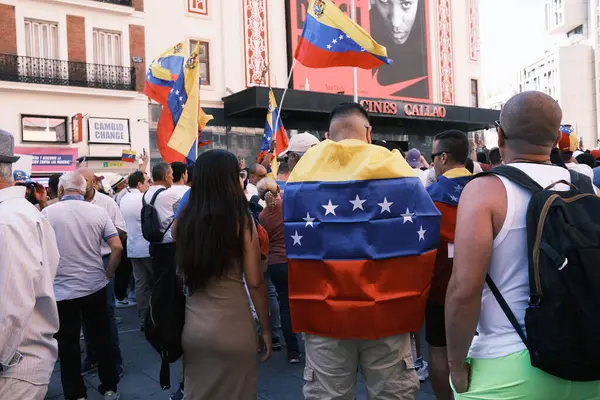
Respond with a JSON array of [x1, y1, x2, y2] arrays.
[[268, 263, 299, 352], [83, 255, 123, 366], [264, 269, 281, 339]]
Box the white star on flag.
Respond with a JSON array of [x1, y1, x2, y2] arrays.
[[378, 197, 393, 214], [417, 225, 426, 241], [303, 213, 315, 228], [349, 194, 366, 211], [450, 195, 459, 202], [291, 231, 303, 246], [179, 96, 183, 101], [322, 200, 338, 216], [327, 44, 332, 49], [175, 90, 180, 95], [454, 185, 463, 192], [401, 208, 415, 223], [332, 39, 338, 44], [339, 35, 344, 40]]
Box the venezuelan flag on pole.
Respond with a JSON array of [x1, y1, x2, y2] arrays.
[[426, 170, 471, 304], [295, 0, 392, 69], [143, 42, 186, 104], [259, 89, 288, 175], [121, 149, 136, 163], [283, 140, 440, 339]]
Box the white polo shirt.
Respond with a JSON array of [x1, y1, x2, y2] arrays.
[[119, 189, 150, 258], [91, 190, 126, 256], [42, 195, 118, 301]]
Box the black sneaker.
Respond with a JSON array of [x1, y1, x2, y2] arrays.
[[272, 337, 282, 351], [287, 350, 303, 364]]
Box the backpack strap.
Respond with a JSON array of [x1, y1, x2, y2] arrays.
[[485, 274, 529, 349], [476, 165, 544, 193], [249, 195, 260, 204], [568, 170, 595, 194]]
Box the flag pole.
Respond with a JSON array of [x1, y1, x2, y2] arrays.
[[350, 0, 358, 102], [273, 58, 297, 135]]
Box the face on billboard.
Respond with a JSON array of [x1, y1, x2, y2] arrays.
[[288, 0, 432, 102], [371, 0, 419, 45]]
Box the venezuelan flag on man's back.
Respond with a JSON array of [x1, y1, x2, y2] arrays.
[[295, 0, 392, 69], [283, 140, 440, 339], [426, 170, 472, 304]]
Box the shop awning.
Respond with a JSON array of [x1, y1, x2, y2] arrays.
[[223, 87, 499, 134]]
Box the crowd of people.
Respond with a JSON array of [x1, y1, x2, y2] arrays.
[[0, 90, 599, 400]]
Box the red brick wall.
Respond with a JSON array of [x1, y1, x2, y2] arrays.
[[129, 25, 146, 93], [132, 0, 144, 12], [66, 15, 86, 62], [0, 4, 17, 55]]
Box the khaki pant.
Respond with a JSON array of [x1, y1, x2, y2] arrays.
[[131, 257, 154, 326], [0, 377, 48, 400], [303, 333, 419, 400]]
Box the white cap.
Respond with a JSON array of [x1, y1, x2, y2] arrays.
[[279, 132, 320, 157], [573, 150, 584, 159]]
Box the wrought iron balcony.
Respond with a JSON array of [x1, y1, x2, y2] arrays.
[[0, 54, 136, 91], [93, 0, 133, 6]]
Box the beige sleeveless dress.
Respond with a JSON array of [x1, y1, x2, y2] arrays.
[[182, 267, 258, 400]]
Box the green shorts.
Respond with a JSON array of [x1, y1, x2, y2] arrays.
[[452, 350, 600, 400]]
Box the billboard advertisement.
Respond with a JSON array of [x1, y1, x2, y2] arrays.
[[288, 0, 432, 102]]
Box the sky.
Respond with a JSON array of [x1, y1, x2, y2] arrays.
[[480, 0, 550, 98]]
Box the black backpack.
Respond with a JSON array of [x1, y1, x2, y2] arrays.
[[141, 188, 173, 243], [248, 195, 263, 226], [480, 165, 600, 381], [144, 248, 186, 390]]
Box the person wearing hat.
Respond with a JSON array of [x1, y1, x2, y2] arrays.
[[0, 129, 61, 399], [12, 169, 49, 210], [405, 148, 430, 185], [279, 132, 320, 172], [111, 176, 128, 206], [558, 125, 594, 181]]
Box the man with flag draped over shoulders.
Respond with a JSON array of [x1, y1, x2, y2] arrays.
[[284, 103, 440, 400], [424, 130, 472, 400]]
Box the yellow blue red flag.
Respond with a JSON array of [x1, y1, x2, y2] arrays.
[[166, 42, 202, 161], [283, 140, 440, 339], [143, 42, 186, 105], [121, 149, 136, 163], [295, 0, 392, 69]]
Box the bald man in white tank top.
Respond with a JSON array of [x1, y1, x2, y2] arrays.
[[445, 91, 600, 400]]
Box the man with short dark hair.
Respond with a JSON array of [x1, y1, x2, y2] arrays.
[[286, 102, 440, 400], [120, 171, 152, 330], [446, 91, 600, 399], [169, 162, 190, 213], [488, 147, 502, 168], [425, 129, 472, 400]]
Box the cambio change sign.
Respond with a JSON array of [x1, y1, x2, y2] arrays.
[[88, 118, 130, 144]]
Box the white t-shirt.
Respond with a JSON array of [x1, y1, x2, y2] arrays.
[[247, 182, 259, 196], [91, 190, 126, 256], [119, 189, 150, 258], [565, 162, 594, 181], [143, 185, 189, 243], [412, 167, 429, 186], [168, 184, 190, 215], [469, 163, 572, 359], [42, 197, 118, 301]]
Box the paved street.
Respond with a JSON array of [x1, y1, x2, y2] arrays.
[[46, 307, 435, 400]]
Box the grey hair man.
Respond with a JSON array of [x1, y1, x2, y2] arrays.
[[0, 129, 60, 399], [42, 171, 123, 400]]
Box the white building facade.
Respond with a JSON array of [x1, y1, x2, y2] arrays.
[[0, 0, 149, 178], [0, 0, 490, 175]]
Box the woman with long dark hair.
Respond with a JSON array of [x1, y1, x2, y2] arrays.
[[175, 149, 271, 400]]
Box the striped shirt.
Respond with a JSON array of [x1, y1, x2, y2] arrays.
[[0, 186, 60, 385]]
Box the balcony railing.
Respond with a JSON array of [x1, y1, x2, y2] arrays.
[[93, 0, 133, 6], [0, 54, 136, 91]]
